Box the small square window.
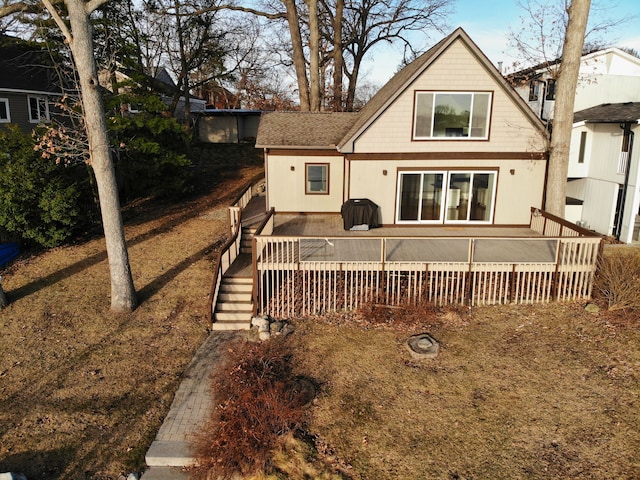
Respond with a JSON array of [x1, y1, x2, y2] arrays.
[[28, 95, 50, 123], [306, 163, 329, 194], [0, 98, 10, 123]]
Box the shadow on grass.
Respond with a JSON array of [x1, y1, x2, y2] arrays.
[[0, 447, 74, 480], [6, 169, 263, 304]]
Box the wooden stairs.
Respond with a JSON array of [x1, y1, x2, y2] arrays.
[[211, 225, 258, 331]]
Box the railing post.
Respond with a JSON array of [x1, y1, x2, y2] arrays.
[[553, 238, 561, 300], [466, 238, 474, 306]]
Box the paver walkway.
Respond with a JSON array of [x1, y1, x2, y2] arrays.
[[141, 331, 244, 480]]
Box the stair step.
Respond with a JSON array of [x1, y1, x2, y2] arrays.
[[214, 311, 253, 322], [220, 283, 253, 294], [210, 320, 252, 331], [223, 276, 253, 284], [216, 302, 253, 312], [219, 292, 252, 302]]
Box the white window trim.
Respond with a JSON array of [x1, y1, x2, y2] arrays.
[[0, 98, 10, 123], [27, 95, 50, 123], [413, 91, 492, 140]]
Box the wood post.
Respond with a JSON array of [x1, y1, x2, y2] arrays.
[[0, 276, 8, 308]]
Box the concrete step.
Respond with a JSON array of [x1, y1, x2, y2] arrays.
[[140, 466, 190, 480], [145, 440, 194, 467]]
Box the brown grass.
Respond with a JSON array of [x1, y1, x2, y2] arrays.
[[0, 165, 263, 480], [289, 302, 640, 480]]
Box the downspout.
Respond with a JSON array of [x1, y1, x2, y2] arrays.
[[615, 122, 634, 241]]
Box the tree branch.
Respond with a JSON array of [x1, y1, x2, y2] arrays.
[[41, 0, 72, 42]]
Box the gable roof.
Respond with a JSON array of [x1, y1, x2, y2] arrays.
[[574, 102, 640, 124], [256, 28, 546, 152], [0, 36, 62, 94], [337, 27, 545, 152]]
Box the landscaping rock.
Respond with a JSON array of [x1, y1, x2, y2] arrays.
[[258, 330, 271, 341], [270, 321, 284, 334], [281, 323, 295, 336], [585, 303, 600, 313], [0, 473, 27, 480], [406, 333, 439, 359]]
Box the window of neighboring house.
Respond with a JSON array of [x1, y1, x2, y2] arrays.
[[413, 91, 492, 140], [578, 131, 587, 164], [126, 103, 143, 113], [28, 95, 49, 123], [545, 79, 556, 101], [0, 98, 10, 122], [528, 81, 540, 101], [305, 163, 329, 194]]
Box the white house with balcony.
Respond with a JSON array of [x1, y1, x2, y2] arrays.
[[565, 102, 640, 243]]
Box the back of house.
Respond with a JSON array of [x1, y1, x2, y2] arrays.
[[256, 28, 549, 228]]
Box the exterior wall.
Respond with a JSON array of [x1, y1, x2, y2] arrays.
[[348, 158, 546, 225], [0, 91, 44, 132], [266, 153, 345, 212], [199, 116, 239, 143], [579, 178, 617, 235], [353, 41, 547, 154], [574, 76, 640, 111]]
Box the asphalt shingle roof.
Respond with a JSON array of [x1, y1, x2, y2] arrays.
[[574, 102, 640, 123], [0, 36, 61, 94], [255, 111, 360, 148]]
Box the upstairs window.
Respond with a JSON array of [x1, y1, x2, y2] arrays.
[[414, 92, 492, 140], [0, 98, 10, 122], [28, 95, 49, 123]]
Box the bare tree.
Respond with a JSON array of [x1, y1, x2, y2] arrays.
[[546, 0, 591, 217], [0, 0, 137, 312]]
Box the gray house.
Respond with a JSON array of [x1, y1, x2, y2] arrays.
[[0, 36, 64, 132]]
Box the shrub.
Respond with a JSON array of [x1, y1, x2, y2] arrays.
[[192, 338, 311, 480], [106, 93, 192, 200], [0, 125, 96, 247], [595, 248, 640, 311]]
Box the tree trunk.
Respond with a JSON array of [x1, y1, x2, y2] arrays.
[[345, 52, 362, 111], [306, 0, 321, 111], [66, 0, 137, 312], [0, 278, 8, 309], [283, 0, 310, 111], [332, 0, 344, 111], [545, 0, 591, 217]]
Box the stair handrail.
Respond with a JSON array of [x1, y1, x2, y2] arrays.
[[207, 205, 245, 325]]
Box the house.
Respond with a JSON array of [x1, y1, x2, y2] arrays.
[[256, 27, 549, 227], [98, 66, 206, 119], [195, 109, 262, 143], [566, 102, 640, 243], [509, 49, 640, 241], [207, 28, 601, 329], [0, 36, 64, 132], [508, 47, 640, 122]]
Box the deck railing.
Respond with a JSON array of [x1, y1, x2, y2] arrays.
[[253, 232, 601, 319]]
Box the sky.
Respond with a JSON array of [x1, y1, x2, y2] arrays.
[[362, 0, 640, 86]]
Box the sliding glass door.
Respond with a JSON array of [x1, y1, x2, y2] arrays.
[[397, 170, 496, 224]]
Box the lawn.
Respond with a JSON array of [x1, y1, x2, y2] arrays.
[[289, 302, 640, 479], [0, 165, 263, 479], [2, 162, 639, 480]]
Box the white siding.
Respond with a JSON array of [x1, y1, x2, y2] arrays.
[[266, 154, 344, 212], [352, 41, 547, 154], [579, 178, 618, 236], [348, 158, 546, 225]]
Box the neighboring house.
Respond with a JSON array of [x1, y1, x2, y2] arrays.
[[508, 47, 640, 122], [196, 109, 262, 143], [0, 36, 63, 132], [99, 66, 206, 119], [508, 48, 640, 241], [256, 28, 548, 227], [566, 102, 640, 243]]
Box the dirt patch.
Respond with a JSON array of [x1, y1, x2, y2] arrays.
[[0, 165, 263, 479]]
